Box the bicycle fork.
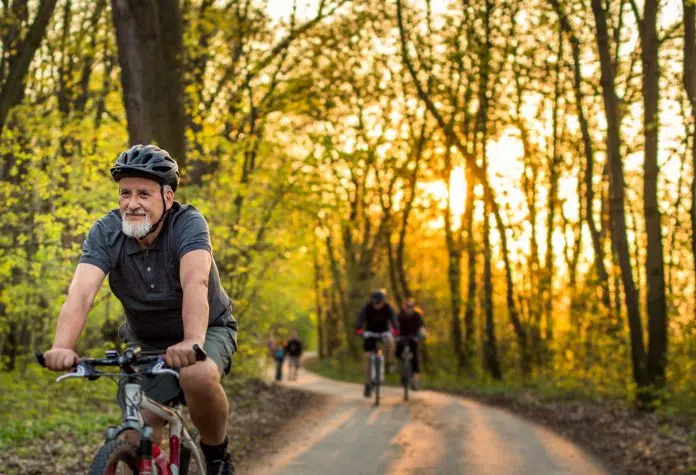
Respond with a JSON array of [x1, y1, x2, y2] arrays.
[[370, 350, 384, 384]]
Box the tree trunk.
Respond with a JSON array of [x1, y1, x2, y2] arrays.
[[0, 0, 58, 136], [111, 0, 187, 165], [463, 160, 477, 370], [483, 202, 502, 380], [313, 241, 326, 359], [592, 0, 646, 387], [639, 0, 667, 395], [683, 0, 696, 320], [443, 141, 465, 372], [543, 25, 563, 348]]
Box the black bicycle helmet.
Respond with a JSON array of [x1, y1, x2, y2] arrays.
[[110, 144, 180, 191], [370, 289, 387, 304]]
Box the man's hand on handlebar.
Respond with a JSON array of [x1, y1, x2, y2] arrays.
[[166, 338, 205, 368], [42, 347, 79, 371], [391, 328, 400, 337], [355, 328, 364, 336]]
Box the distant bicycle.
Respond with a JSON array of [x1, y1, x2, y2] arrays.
[[37, 345, 208, 475], [396, 335, 419, 401], [362, 331, 391, 406]]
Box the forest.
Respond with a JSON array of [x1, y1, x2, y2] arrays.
[[1, 0, 695, 435]]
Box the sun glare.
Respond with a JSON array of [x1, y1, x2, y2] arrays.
[[419, 165, 467, 229]]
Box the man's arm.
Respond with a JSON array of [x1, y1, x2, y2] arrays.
[[44, 263, 106, 370], [167, 249, 211, 368], [355, 306, 367, 329]]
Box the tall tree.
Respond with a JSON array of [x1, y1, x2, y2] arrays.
[[684, 0, 696, 318], [110, 0, 187, 165], [549, 0, 612, 317], [591, 0, 646, 389], [635, 0, 667, 395], [0, 0, 58, 136]]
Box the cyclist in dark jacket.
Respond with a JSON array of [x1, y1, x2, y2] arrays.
[[396, 297, 426, 390], [354, 289, 399, 398]]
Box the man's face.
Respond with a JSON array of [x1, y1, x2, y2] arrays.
[[119, 176, 171, 238], [404, 300, 416, 315], [371, 300, 384, 310]]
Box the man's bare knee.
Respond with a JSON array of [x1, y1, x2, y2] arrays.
[[180, 360, 221, 396]]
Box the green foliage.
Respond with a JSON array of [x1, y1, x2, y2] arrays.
[[0, 361, 119, 450]]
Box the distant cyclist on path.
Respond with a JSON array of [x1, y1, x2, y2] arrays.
[[354, 289, 399, 398], [396, 297, 426, 390]]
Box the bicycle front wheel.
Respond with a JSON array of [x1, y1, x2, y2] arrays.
[[88, 439, 139, 475], [374, 357, 381, 406], [402, 358, 412, 401], [181, 427, 206, 475]]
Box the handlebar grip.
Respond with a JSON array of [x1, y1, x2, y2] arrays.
[[35, 351, 46, 368], [193, 344, 207, 361]]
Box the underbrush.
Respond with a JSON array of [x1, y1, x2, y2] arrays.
[[0, 351, 266, 451]]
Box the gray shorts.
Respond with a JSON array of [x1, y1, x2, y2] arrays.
[[117, 323, 236, 407]]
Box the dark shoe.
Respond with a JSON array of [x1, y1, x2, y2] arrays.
[[363, 383, 372, 398], [411, 381, 420, 391], [206, 452, 235, 475]]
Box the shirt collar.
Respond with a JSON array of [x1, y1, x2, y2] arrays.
[[124, 231, 164, 255]]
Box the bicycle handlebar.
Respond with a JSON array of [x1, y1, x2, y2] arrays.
[[36, 345, 208, 382], [396, 335, 423, 342], [362, 331, 392, 338]]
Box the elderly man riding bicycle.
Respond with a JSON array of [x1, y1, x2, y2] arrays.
[[42, 144, 237, 475]]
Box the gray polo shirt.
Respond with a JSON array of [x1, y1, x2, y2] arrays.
[[79, 202, 236, 347]]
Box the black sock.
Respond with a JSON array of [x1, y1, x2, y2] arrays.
[[201, 437, 228, 460]]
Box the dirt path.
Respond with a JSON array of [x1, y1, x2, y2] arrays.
[[241, 368, 609, 475]]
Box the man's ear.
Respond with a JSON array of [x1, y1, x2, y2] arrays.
[[165, 189, 175, 210]]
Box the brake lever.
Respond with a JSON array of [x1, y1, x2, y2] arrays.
[[151, 359, 180, 379], [56, 364, 90, 383]]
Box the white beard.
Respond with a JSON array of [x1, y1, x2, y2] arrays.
[[122, 212, 152, 239]]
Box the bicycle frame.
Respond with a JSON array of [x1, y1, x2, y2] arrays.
[[396, 335, 417, 401], [363, 331, 391, 406], [116, 383, 205, 475], [37, 346, 208, 475]]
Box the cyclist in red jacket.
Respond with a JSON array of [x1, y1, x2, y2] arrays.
[[396, 297, 426, 390]]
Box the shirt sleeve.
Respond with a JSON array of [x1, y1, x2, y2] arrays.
[[78, 221, 112, 274], [355, 305, 367, 329], [175, 210, 212, 260]]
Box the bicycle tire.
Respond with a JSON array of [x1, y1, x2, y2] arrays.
[[403, 358, 411, 401], [374, 356, 381, 406], [88, 439, 139, 475], [181, 427, 204, 475]]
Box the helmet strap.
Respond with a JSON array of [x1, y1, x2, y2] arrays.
[[142, 185, 169, 238]]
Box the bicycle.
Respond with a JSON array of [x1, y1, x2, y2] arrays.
[[396, 335, 420, 401], [362, 331, 392, 407], [36, 345, 208, 475]]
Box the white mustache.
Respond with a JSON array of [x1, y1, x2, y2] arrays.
[[126, 212, 146, 216]]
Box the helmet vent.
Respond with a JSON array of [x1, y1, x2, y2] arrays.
[[152, 165, 172, 172]]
